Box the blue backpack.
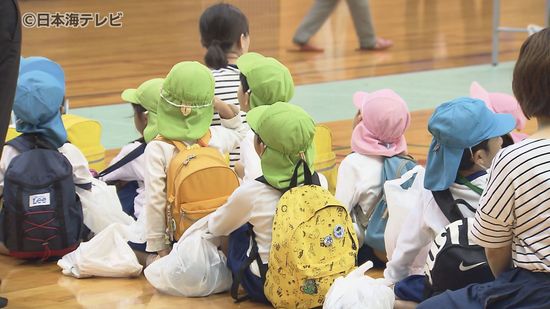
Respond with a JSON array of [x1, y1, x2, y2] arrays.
[[360, 155, 417, 252], [2, 135, 83, 260]]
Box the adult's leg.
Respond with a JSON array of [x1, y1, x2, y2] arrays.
[[0, 0, 22, 158], [0, 1, 21, 307], [346, 0, 392, 50], [292, 0, 339, 45], [345, 0, 377, 48]]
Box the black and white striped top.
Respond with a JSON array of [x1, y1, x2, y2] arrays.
[[211, 65, 246, 168], [472, 139, 550, 273]]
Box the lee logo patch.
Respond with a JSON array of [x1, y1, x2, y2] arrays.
[[29, 193, 51, 207]]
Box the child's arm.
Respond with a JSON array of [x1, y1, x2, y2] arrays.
[[209, 108, 248, 155], [213, 96, 239, 120], [0, 145, 19, 196], [208, 183, 254, 236], [143, 142, 170, 255], [384, 195, 438, 283], [471, 150, 515, 276], [485, 244, 513, 277], [58, 143, 93, 186]]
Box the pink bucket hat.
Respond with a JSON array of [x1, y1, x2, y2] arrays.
[[470, 81, 527, 130], [351, 89, 410, 157], [470, 82, 528, 143]]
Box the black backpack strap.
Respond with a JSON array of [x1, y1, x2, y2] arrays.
[[231, 223, 267, 303], [98, 142, 146, 178], [6, 134, 57, 153], [255, 167, 321, 193], [432, 189, 466, 223]]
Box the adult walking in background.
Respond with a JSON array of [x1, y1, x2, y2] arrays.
[[0, 0, 22, 308], [293, 0, 392, 52]]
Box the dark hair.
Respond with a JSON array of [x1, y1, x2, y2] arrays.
[[501, 134, 514, 148], [240, 72, 250, 92], [512, 28, 550, 119], [199, 3, 249, 70], [458, 140, 490, 171], [131, 103, 146, 114]]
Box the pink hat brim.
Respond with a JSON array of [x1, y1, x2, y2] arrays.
[[510, 132, 529, 143], [470, 81, 494, 111], [353, 91, 369, 110]]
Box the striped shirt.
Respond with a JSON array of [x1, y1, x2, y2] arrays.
[[472, 139, 550, 273], [211, 65, 246, 168]]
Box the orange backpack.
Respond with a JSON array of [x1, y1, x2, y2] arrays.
[[159, 132, 240, 241]]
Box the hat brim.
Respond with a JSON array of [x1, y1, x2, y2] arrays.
[[486, 113, 517, 141], [424, 112, 516, 191], [245, 105, 270, 135], [236, 52, 266, 77], [470, 81, 494, 112], [121, 89, 139, 104], [353, 91, 369, 110]]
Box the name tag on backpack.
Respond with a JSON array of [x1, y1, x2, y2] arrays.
[[29, 193, 51, 207]]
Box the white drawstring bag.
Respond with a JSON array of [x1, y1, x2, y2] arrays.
[[383, 165, 425, 260], [144, 216, 232, 297], [323, 261, 395, 309], [77, 178, 135, 234], [57, 223, 143, 278]]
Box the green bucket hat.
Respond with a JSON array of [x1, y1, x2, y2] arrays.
[[246, 102, 316, 189], [158, 61, 215, 142], [237, 52, 294, 109], [121, 78, 164, 142]]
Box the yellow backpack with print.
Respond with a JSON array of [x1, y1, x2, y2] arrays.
[[264, 160, 358, 309]]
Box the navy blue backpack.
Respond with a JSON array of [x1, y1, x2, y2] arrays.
[[2, 134, 83, 260]]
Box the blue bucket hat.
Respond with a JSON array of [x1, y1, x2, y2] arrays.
[[424, 97, 516, 191], [14, 57, 67, 148]]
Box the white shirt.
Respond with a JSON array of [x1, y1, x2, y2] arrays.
[[384, 173, 488, 283], [335, 153, 384, 246], [99, 141, 146, 218], [239, 129, 263, 182], [472, 139, 550, 273], [143, 115, 247, 252], [0, 142, 92, 195], [208, 173, 328, 276]]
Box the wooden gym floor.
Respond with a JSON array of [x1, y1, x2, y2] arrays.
[[1, 0, 543, 307]]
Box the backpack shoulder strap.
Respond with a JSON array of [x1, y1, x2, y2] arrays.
[[255, 171, 321, 193], [197, 130, 211, 147], [98, 142, 146, 177], [155, 130, 211, 151], [6, 134, 56, 153], [383, 155, 417, 180], [432, 189, 466, 222], [6, 135, 34, 153]]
